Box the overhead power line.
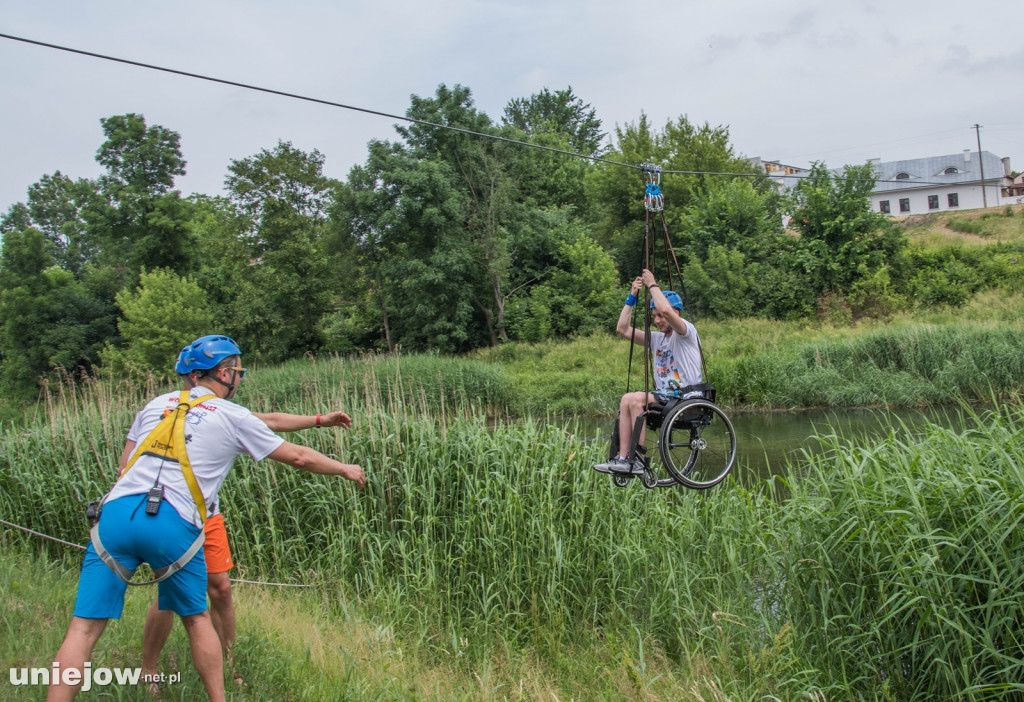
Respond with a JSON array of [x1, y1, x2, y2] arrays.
[[0, 32, 1004, 188]]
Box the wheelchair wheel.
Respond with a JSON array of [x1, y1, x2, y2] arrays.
[[658, 399, 736, 489]]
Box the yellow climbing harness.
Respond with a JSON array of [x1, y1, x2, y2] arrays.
[[91, 390, 216, 585], [119, 390, 216, 523]]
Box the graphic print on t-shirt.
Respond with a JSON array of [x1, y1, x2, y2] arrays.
[[654, 347, 683, 392]]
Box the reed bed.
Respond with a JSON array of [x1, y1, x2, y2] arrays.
[[470, 297, 1024, 414], [721, 324, 1024, 409], [2, 358, 1023, 699]]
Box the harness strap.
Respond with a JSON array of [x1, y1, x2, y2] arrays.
[[90, 523, 205, 586], [120, 390, 216, 523], [93, 389, 215, 586]]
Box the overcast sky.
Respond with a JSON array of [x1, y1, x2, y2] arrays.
[[2, 1, 1022, 214]]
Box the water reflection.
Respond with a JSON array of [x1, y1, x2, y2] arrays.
[[562, 405, 969, 485]]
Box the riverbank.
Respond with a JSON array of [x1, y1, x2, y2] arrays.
[[4, 290, 1021, 430], [470, 288, 1024, 414]]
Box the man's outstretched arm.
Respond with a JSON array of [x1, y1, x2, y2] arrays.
[[253, 410, 352, 433]]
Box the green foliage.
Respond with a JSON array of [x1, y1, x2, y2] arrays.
[[947, 217, 984, 234], [85, 114, 197, 285], [507, 228, 620, 342], [22, 171, 100, 275], [6, 360, 1024, 699], [788, 162, 907, 296], [6, 99, 1024, 409], [846, 265, 908, 318], [503, 86, 605, 158], [677, 178, 783, 262], [95, 113, 186, 194], [99, 268, 217, 376], [683, 245, 754, 319], [343, 138, 477, 352], [0, 228, 114, 398], [584, 114, 761, 276], [223, 141, 340, 361], [893, 244, 1024, 307]]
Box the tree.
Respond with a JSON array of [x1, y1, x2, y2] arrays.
[[788, 162, 906, 296], [507, 225, 620, 342], [503, 86, 606, 157], [0, 203, 32, 238], [340, 138, 476, 352], [0, 228, 114, 397], [496, 87, 605, 211], [100, 268, 217, 375], [673, 178, 810, 319], [25, 172, 101, 275], [95, 114, 185, 194], [584, 114, 761, 278], [1, 173, 102, 276], [86, 114, 196, 283], [223, 141, 339, 360], [398, 85, 517, 347]]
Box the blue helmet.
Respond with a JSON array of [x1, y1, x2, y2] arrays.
[[650, 290, 684, 312], [176, 335, 242, 374]]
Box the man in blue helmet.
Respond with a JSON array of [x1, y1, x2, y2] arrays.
[[594, 269, 703, 474], [48, 335, 365, 702], [138, 343, 356, 690]]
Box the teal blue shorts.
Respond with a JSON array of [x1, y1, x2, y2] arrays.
[[73, 494, 208, 618]]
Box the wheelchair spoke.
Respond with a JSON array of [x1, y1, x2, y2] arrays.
[[658, 400, 736, 489]]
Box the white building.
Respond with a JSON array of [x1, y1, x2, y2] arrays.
[[747, 157, 809, 193], [869, 150, 1011, 216]]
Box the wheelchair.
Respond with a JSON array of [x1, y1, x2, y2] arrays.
[[606, 387, 737, 490]]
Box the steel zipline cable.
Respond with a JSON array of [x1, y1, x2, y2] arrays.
[[0, 32, 638, 172], [0, 32, 972, 188]]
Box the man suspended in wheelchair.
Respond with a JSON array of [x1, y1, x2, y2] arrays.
[[594, 268, 708, 476]]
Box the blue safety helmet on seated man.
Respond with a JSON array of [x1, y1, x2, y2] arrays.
[[175, 335, 242, 374], [650, 290, 684, 312]]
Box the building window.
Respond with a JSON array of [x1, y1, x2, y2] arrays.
[[880, 200, 890, 214], [895, 172, 910, 180], [928, 195, 939, 210], [944, 167, 960, 175], [948, 193, 959, 207], [899, 198, 910, 213]]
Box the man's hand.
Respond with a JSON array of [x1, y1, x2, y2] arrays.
[[631, 276, 643, 295], [342, 464, 366, 487], [641, 269, 657, 289], [318, 411, 352, 429]]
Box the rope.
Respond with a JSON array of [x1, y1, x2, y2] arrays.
[[0, 517, 85, 550], [624, 168, 711, 405], [0, 517, 310, 588]]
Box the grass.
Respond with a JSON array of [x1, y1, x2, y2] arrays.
[[898, 202, 1024, 247], [3, 357, 1024, 699]]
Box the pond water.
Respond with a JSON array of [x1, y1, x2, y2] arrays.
[[561, 404, 972, 485]]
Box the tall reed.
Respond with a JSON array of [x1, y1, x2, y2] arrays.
[[3, 356, 1022, 699]]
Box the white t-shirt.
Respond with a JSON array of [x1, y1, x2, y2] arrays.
[[110, 386, 285, 527], [649, 321, 703, 397]]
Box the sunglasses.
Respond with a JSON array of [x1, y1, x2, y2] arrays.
[[222, 366, 247, 379]]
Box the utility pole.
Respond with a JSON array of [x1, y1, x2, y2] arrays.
[[974, 123, 988, 208]]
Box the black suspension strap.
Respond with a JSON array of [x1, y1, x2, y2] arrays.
[[624, 162, 713, 400]]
